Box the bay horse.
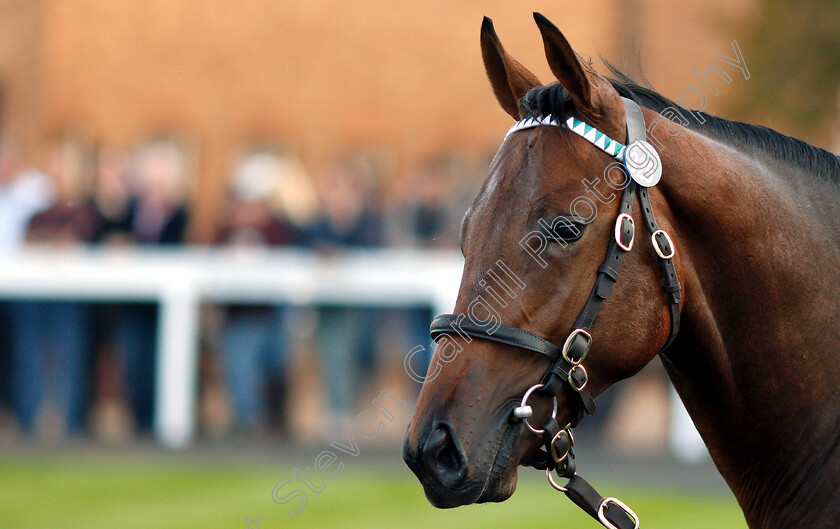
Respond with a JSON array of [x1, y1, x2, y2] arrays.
[[403, 12, 840, 529]]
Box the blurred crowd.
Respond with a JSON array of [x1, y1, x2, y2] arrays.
[[0, 136, 484, 443]]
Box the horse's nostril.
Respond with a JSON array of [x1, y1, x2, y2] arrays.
[[422, 423, 467, 488]]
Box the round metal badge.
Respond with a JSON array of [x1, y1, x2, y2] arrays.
[[623, 140, 662, 187]]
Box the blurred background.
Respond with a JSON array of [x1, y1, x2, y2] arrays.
[[0, 1, 837, 528]]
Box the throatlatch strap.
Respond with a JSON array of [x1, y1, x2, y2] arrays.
[[637, 187, 682, 350]]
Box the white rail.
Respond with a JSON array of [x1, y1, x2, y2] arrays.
[[0, 247, 463, 448], [0, 246, 703, 459]]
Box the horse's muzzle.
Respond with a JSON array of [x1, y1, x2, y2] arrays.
[[403, 420, 482, 508]]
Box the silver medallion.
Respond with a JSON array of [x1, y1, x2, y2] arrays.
[[623, 140, 662, 187]]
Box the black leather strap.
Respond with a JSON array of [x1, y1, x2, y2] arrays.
[[430, 313, 597, 421], [538, 182, 636, 405], [570, 182, 637, 333], [637, 187, 682, 350], [565, 474, 638, 529], [430, 313, 560, 360], [623, 97, 647, 144], [622, 98, 681, 350]]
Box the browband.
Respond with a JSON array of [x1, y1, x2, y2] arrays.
[[506, 115, 627, 160]]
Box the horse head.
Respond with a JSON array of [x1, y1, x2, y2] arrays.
[[403, 13, 684, 509]]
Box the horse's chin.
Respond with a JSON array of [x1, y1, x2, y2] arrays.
[[475, 466, 518, 504], [422, 461, 519, 508]]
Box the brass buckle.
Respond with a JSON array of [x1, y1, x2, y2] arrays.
[[614, 213, 634, 251], [598, 497, 640, 529], [549, 429, 572, 463], [562, 328, 592, 365], [651, 229, 675, 259], [568, 364, 588, 392]]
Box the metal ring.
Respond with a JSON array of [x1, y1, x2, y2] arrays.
[[651, 229, 675, 259], [568, 364, 588, 392], [614, 213, 634, 251], [546, 467, 573, 492], [516, 383, 558, 435], [598, 497, 640, 529], [561, 328, 592, 365]]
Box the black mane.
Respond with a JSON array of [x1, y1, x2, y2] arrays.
[[519, 73, 840, 185]]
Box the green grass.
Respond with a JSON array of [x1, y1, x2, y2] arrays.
[[0, 453, 747, 529]]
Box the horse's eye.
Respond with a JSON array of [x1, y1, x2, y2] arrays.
[[540, 216, 586, 243]]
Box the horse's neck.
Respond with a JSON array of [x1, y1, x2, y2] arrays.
[[655, 128, 840, 528]]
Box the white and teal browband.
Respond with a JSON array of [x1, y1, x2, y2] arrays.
[[505, 115, 626, 160], [505, 97, 664, 188]]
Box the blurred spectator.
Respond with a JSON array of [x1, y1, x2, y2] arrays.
[[310, 161, 382, 250], [0, 141, 55, 255], [87, 145, 134, 441], [8, 138, 95, 438], [0, 140, 55, 427], [90, 146, 133, 245], [387, 156, 467, 387], [98, 140, 190, 434], [391, 156, 461, 249], [311, 157, 383, 430], [215, 150, 315, 436], [128, 140, 189, 245]]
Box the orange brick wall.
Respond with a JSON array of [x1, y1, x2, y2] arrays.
[[0, 0, 752, 239]]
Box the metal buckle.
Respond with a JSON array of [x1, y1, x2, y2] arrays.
[[651, 229, 675, 259], [568, 364, 588, 392], [561, 328, 592, 365], [513, 383, 558, 435], [546, 467, 574, 492], [549, 429, 572, 463], [614, 213, 634, 251], [598, 497, 640, 529]]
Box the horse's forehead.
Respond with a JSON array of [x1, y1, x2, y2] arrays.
[[470, 144, 533, 225], [472, 130, 581, 221]]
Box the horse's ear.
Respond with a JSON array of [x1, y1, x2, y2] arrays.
[[481, 17, 542, 120], [533, 13, 616, 120]]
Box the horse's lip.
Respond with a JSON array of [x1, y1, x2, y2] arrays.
[[422, 479, 485, 508], [474, 406, 531, 503]]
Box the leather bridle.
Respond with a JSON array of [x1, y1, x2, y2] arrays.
[[428, 98, 682, 529]]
